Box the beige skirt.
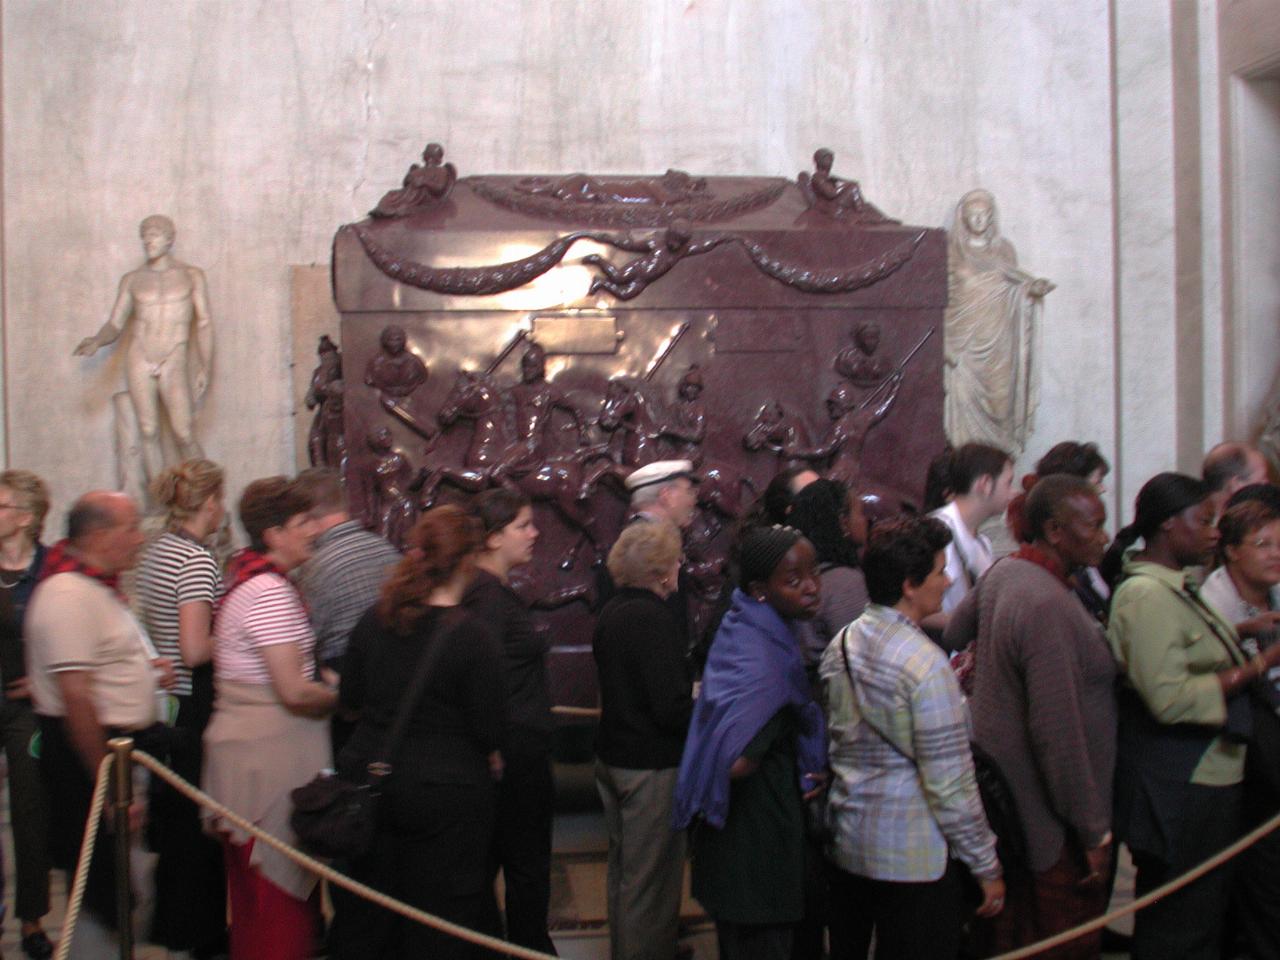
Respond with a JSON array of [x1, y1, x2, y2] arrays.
[[202, 680, 332, 900]]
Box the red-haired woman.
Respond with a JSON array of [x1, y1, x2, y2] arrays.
[[329, 505, 506, 960]]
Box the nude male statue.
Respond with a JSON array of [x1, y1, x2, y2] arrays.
[[74, 215, 212, 483]]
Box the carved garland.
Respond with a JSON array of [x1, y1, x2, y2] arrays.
[[738, 230, 926, 294], [351, 225, 926, 298], [349, 226, 593, 296], [464, 177, 789, 227]]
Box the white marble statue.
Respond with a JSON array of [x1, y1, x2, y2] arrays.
[[943, 189, 1054, 456], [75, 215, 212, 484]]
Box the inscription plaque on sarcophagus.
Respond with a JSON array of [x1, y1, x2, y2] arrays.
[[332, 146, 946, 721]]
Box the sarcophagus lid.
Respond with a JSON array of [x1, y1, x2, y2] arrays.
[[333, 150, 945, 314]]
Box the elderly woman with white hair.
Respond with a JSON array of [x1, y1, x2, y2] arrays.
[[593, 519, 693, 960]]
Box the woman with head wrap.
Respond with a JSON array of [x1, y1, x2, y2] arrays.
[[674, 524, 827, 960], [784, 480, 870, 956], [1105, 473, 1280, 960], [787, 479, 869, 671]]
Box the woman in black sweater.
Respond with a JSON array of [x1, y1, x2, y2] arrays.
[[329, 506, 504, 960], [464, 489, 558, 954], [594, 519, 694, 960]]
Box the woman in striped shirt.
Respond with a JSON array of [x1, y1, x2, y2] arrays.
[[203, 476, 337, 960], [136, 458, 228, 958]]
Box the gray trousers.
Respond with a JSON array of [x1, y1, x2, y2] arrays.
[[595, 762, 686, 960]]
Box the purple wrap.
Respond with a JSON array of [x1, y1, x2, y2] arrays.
[[673, 589, 827, 830]]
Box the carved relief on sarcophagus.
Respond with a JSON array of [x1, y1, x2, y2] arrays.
[[332, 145, 947, 718]]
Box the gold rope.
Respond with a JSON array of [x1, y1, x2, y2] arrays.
[[131, 750, 561, 960], [990, 807, 1280, 959], [549, 705, 601, 718], [52, 755, 112, 960], [59, 747, 1280, 960]]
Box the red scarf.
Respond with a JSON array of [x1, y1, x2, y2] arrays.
[[1005, 472, 1040, 545], [218, 548, 288, 613], [1010, 543, 1071, 587], [37, 539, 126, 603]]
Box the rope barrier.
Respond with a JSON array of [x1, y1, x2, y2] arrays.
[[130, 750, 562, 960], [550, 705, 601, 718], [991, 806, 1280, 959], [53, 754, 112, 960], [56, 745, 1280, 960]]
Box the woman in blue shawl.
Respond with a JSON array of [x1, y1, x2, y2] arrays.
[[674, 524, 828, 960]]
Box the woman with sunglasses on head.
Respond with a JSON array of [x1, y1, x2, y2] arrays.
[[1007, 441, 1113, 623], [1104, 473, 1280, 960], [136, 458, 228, 959]]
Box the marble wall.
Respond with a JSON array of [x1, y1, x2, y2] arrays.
[[2, 0, 1119, 528], [1217, 0, 1280, 444]]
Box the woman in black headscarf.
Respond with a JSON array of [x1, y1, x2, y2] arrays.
[[787, 479, 869, 670]]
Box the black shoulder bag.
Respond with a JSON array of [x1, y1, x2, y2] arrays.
[[290, 608, 465, 861]]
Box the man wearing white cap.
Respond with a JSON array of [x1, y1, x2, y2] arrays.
[[623, 459, 698, 530], [596, 461, 700, 662]]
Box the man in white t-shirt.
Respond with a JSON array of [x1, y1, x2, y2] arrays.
[[27, 491, 166, 946], [928, 443, 1015, 614]]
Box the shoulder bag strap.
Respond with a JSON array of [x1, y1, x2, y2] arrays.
[[366, 606, 468, 781], [1132, 573, 1248, 667], [838, 628, 914, 761]]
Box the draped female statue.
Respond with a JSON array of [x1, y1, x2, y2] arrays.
[[943, 189, 1053, 456]]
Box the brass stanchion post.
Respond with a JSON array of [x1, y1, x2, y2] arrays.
[[107, 737, 135, 960]]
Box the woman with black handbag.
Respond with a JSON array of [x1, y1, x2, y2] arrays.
[[328, 505, 505, 960]]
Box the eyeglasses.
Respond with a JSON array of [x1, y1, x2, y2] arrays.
[[1248, 538, 1280, 553]]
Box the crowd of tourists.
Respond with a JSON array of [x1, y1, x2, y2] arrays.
[[4, 435, 1280, 960]]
